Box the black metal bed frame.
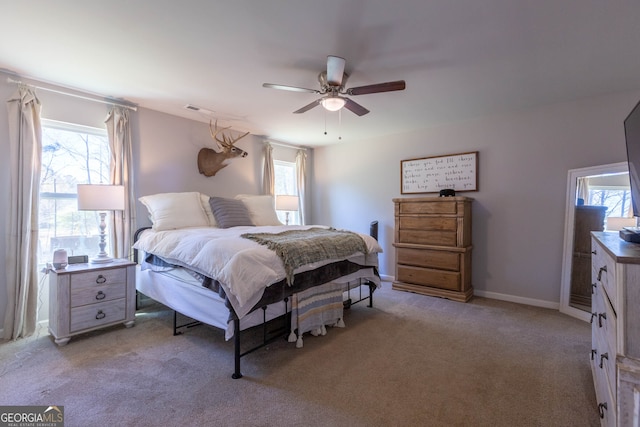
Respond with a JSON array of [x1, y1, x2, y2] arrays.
[[133, 224, 377, 379]]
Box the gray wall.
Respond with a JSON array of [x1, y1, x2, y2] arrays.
[[1, 68, 639, 332], [312, 90, 640, 306]]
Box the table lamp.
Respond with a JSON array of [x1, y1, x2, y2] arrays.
[[275, 195, 299, 225], [77, 184, 125, 263]]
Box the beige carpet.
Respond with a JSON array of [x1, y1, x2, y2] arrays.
[[0, 283, 598, 427]]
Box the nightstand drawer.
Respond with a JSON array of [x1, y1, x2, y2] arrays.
[[70, 268, 127, 291], [70, 298, 126, 332], [71, 282, 126, 307]]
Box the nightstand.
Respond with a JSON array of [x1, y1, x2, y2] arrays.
[[48, 259, 136, 346]]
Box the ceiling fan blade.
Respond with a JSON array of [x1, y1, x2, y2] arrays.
[[293, 99, 322, 114], [263, 83, 319, 94], [344, 98, 370, 116], [326, 55, 346, 86], [348, 80, 406, 95]]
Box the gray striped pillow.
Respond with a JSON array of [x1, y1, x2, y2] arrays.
[[209, 197, 254, 228]]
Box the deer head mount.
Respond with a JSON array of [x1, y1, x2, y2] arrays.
[[197, 120, 249, 177]]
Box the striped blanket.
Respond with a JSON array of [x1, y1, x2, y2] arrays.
[[288, 281, 345, 348], [241, 227, 368, 285]]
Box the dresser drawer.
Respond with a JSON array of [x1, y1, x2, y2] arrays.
[[592, 286, 617, 385], [397, 247, 459, 271], [398, 200, 458, 215], [71, 282, 127, 307], [591, 239, 617, 310], [591, 359, 616, 427], [399, 216, 457, 232], [70, 267, 127, 291], [397, 265, 460, 291], [70, 298, 126, 332], [398, 230, 457, 246]]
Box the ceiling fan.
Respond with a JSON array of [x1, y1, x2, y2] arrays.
[[262, 55, 406, 116]]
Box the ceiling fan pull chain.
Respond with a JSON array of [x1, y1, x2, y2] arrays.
[[324, 110, 327, 135], [338, 109, 342, 140]]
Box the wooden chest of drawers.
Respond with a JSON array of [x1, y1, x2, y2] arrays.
[[392, 196, 473, 302], [590, 232, 640, 426], [48, 259, 136, 345]]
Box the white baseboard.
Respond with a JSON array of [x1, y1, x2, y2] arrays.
[[382, 276, 559, 310], [380, 274, 394, 282], [472, 290, 560, 310]]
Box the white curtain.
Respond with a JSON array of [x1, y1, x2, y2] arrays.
[[577, 177, 589, 205], [105, 107, 136, 260], [4, 85, 42, 340], [296, 149, 307, 225], [263, 142, 274, 195]]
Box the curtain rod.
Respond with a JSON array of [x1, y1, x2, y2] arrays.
[[265, 140, 308, 151], [6, 77, 137, 111]]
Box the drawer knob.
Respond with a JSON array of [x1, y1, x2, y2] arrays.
[[597, 266, 607, 281], [95, 291, 106, 300], [96, 274, 107, 284], [599, 352, 608, 369], [95, 310, 106, 320], [598, 402, 607, 419], [598, 313, 607, 328]]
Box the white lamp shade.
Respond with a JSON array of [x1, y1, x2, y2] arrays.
[[321, 96, 346, 112], [276, 195, 299, 211], [77, 184, 125, 211]]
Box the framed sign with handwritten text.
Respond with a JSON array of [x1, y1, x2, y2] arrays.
[[401, 151, 478, 194]]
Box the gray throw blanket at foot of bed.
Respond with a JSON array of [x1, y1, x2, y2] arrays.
[[241, 227, 368, 285]]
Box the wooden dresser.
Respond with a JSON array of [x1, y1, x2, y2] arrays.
[[590, 232, 640, 426], [392, 196, 473, 302]]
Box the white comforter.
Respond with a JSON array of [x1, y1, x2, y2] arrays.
[[133, 225, 382, 318]]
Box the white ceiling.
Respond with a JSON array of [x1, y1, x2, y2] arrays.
[[2, 1, 640, 146]]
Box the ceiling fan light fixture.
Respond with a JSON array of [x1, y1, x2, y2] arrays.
[[321, 96, 346, 112]]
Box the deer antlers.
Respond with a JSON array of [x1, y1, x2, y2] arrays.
[[209, 120, 250, 151]]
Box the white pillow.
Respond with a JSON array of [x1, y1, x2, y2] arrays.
[[139, 192, 209, 231], [235, 194, 283, 226], [199, 193, 217, 227]]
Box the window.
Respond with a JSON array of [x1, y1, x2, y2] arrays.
[[581, 171, 635, 231], [274, 159, 300, 225], [39, 120, 111, 265]]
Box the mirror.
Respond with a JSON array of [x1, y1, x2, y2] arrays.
[[560, 162, 630, 321]]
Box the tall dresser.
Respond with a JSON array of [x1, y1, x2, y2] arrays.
[[392, 196, 473, 302], [590, 232, 640, 426]]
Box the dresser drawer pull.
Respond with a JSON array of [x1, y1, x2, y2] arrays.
[[95, 291, 106, 300], [95, 310, 106, 320], [598, 402, 607, 419], [598, 313, 606, 328], [591, 283, 597, 294], [597, 266, 607, 281], [96, 274, 107, 284], [590, 312, 597, 324], [599, 353, 608, 369], [592, 249, 597, 255], [591, 349, 597, 360]]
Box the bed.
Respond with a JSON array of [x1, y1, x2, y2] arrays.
[[132, 192, 382, 378]]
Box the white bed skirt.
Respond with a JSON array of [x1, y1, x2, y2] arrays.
[[136, 266, 291, 340], [136, 265, 380, 341]]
